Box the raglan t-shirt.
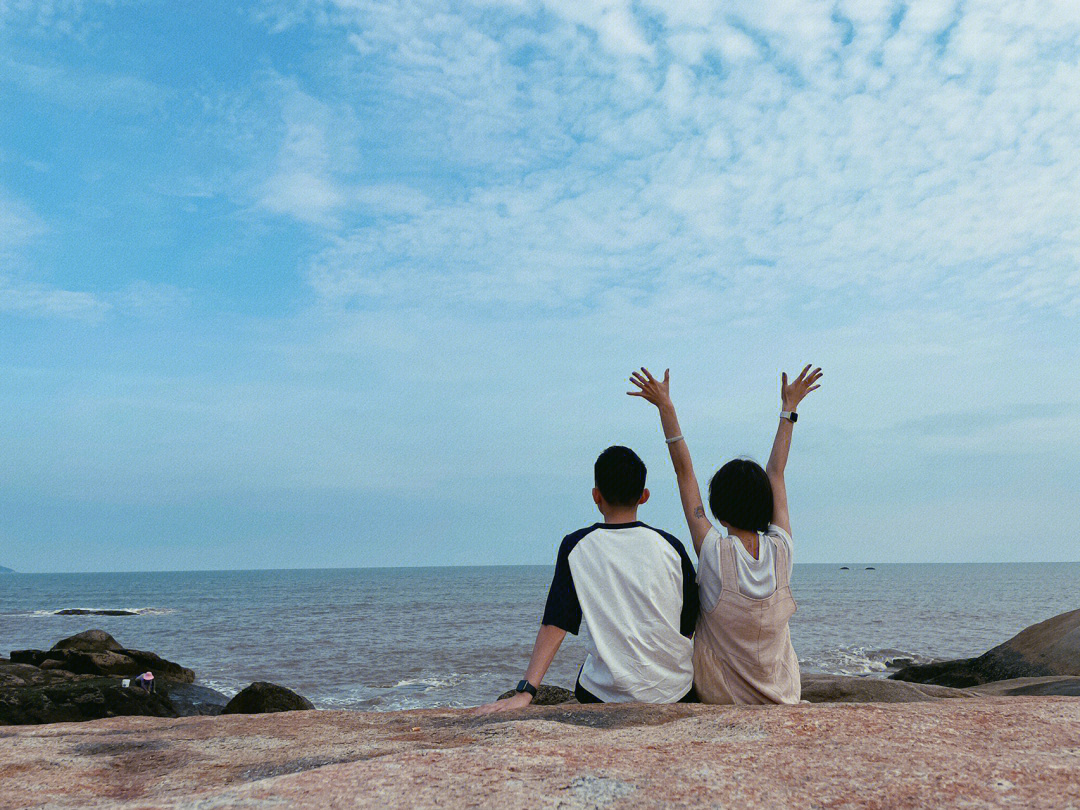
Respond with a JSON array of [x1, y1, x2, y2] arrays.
[[697, 524, 794, 613], [541, 521, 698, 703]]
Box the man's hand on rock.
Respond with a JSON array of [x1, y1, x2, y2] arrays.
[[474, 691, 533, 715]]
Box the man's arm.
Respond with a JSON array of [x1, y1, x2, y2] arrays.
[[474, 624, 566, 714], [628, 368, 713, 554], [766, 365, 822, 537]]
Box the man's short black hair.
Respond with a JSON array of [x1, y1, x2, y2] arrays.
[[594, 446, 647, 507], [708, 458, 773, 532]]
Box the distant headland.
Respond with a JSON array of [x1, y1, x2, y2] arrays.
[[0, 566, 15, 573]]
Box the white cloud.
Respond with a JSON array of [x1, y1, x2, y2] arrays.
[[0, 277, 109, 320], [250, 0, 1080, 320]]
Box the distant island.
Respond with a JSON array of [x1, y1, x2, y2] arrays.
[[0, 566, 15, 573]]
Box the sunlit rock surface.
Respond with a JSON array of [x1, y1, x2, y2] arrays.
[[2, 698, 1078, 809]]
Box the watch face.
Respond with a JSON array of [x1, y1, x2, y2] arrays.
[[790, 412, 798, 422]]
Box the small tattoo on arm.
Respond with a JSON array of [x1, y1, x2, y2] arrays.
[[694, 505, 705, 519]]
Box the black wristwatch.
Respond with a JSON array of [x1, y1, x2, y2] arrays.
[[516, 679, 538, 698]]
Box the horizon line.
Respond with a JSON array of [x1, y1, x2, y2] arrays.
[[4, 560, 1080, 576]]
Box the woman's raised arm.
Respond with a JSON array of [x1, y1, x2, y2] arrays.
[[766, 365, 822, 536], [628, 368, 713, 554]]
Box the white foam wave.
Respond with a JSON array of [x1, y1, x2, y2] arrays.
[[386, 673, 470, 691], [801, 647, 936, 677]]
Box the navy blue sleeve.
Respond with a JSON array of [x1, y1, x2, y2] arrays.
[[656, 528, 699, 638], [678, 544, 699, 637], [541, 534, 582, 634]]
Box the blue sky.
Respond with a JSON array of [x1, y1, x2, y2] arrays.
[[1, 0, 1078, 572]]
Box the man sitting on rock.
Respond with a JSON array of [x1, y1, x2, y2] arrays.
[[476, 446, 699, 712]]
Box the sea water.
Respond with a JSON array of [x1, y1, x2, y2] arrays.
[[1, 563, 1077, 710]]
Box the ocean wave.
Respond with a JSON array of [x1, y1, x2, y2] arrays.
[[801, 646, 937, 677], [17, 607, 177, 617], [386, 673, 470, 692]]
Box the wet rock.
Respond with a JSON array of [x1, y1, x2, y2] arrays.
[[892, 608, 1080, 688], [0, 676, 177, 725], [884, 658, 917, 669], [55, 609, 139, 616], [497, 685, 576, 705], [221, 682, 315, 714], [162, 682, 232, 716], [968, 676, 1080, 697], [0, 658, 93, 689], [800, 674, 977, 703], [10, 629, 195, 683]]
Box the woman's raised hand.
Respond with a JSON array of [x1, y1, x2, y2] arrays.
[[627, 367, 672, 408], [781, 365, 823, 411]]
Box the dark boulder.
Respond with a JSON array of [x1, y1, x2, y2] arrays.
[[55, 609, 139, 616], [162, 683, 231, 717], [800, 674, 977, 703], [892, 608, 1080, 688], [11, 630, 195, 683], [221, 682, 315, 714], [52, 629, 125, 652], [0, 676, 177, 725], [497, 685, 576, 705]]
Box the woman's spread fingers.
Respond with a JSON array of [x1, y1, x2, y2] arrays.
[[641, 367, 656, 382]]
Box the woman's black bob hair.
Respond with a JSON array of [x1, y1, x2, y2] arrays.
[[708, 458, 773, 532]]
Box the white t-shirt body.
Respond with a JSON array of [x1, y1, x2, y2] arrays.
[[542, 521, 697, 703], [697, 524, 794, 612]]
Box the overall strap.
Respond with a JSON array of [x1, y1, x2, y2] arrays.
[[719, 533, 739, 594], [773, 534, 792, 590]]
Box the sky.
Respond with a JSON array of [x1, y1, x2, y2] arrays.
[[1, 0, 1079, 572]]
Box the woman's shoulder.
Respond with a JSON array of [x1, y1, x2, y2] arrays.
[[764, 524, 793, 553]]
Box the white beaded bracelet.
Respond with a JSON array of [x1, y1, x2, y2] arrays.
[[665, 435, 684, 444]]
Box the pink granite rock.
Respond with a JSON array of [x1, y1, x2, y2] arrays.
[[1, 698, 1078, 809]]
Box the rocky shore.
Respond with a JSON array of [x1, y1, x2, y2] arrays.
[[0, 630, 312, 725], [0, 610, 1078, 807]]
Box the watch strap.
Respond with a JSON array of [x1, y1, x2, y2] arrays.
[[516, 679, 538, 698]]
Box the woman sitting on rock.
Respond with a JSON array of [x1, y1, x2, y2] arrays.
[[628, 364, 821, 704]]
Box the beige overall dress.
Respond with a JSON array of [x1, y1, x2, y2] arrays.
[[693, 532, 801, 704]]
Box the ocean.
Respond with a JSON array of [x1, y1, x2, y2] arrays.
[[1, 563, 1077, 710]]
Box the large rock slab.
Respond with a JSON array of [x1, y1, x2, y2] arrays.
[[800, 673, 977, 703], [1, 699, 1078, 809], [892, 608, 1080, 687], [10, 629, 195, 683]]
